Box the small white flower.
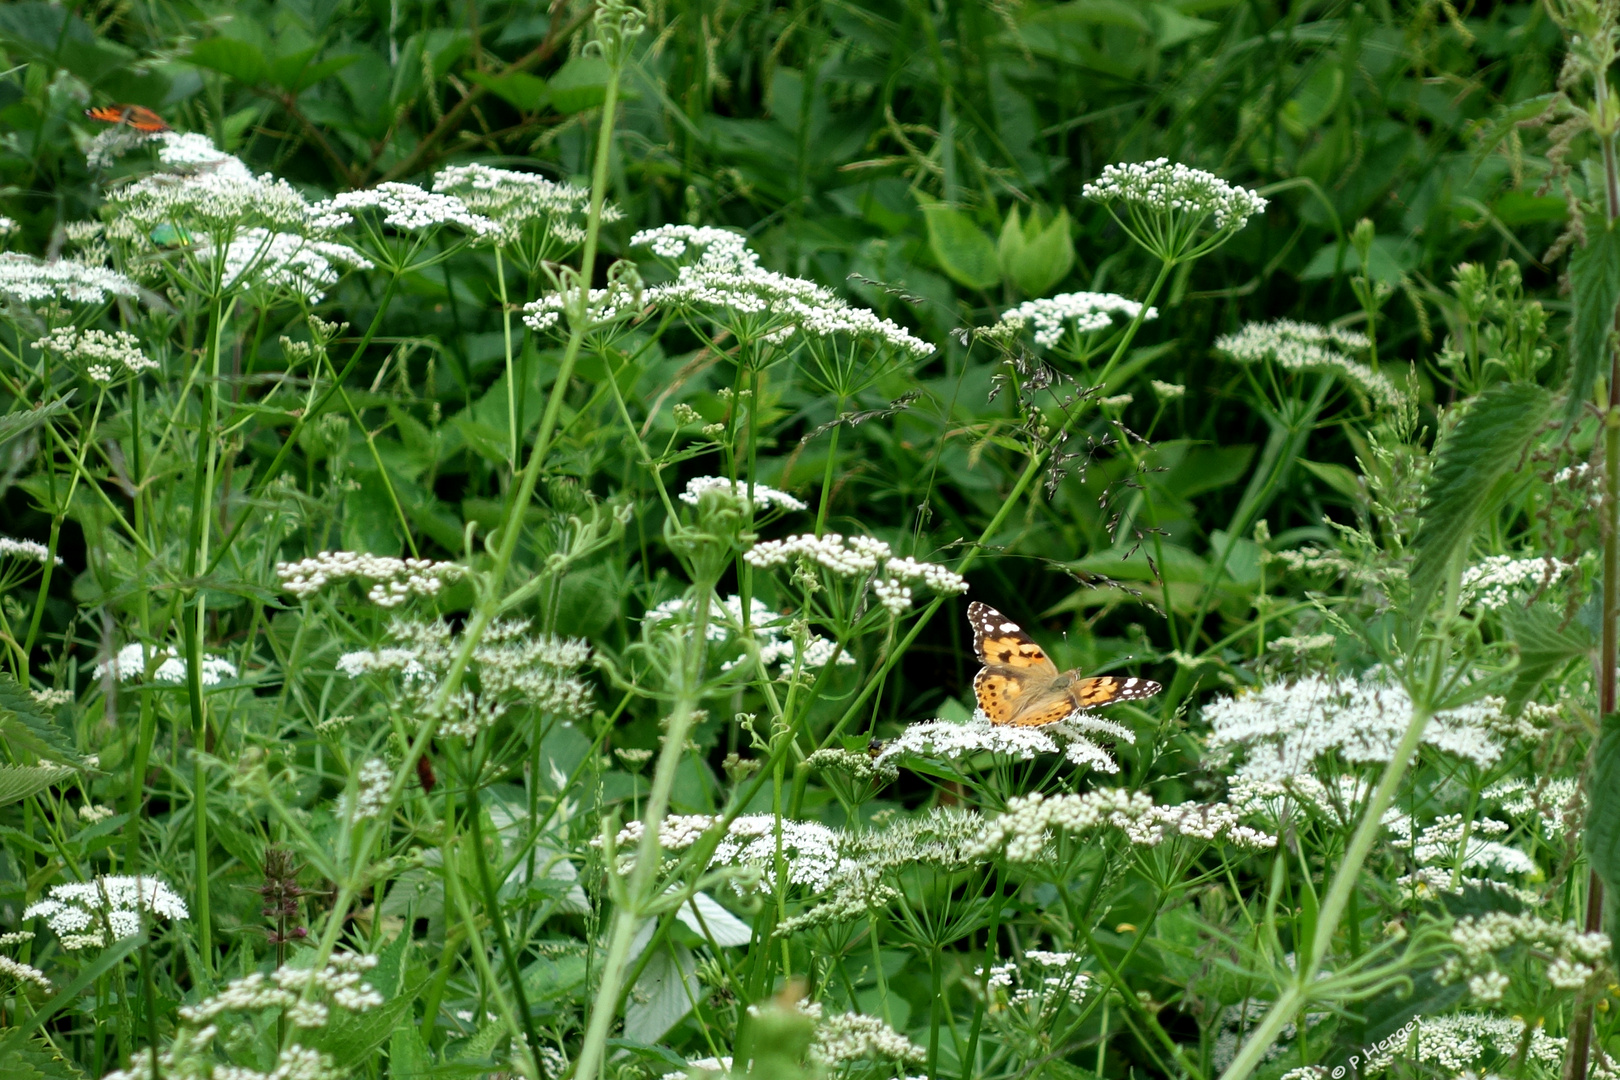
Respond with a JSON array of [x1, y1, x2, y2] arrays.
[[313, 183, 498, 236], [679, 476, 807, 512], [1215, 320, 1404, 409], [350, 758, 392, 820], [24, 875, 188, 947], [1150, 379, 1186, 400], [1082, 158, 1268, 231], [95, 643, 238, 686], [0, 254, 139, 304], [1459, 554, 1569, 610], [1, 536, 62, 566], [0, 955, 50, 991], [1001, 292, 1156, 349], [276, 550, 464, 606], [35, 327, 158, 379]]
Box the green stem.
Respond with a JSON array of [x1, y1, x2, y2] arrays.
[[1217, 699, 1434, 1080]]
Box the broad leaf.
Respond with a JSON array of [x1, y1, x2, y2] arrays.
[[1504, 605, 1593, 714], [921, 203, 1001, 290], [1567, 215, 1620, 427], [0, 672, 77, 763], [1408, 382, 1551, 618], [0, 765, 76, 808], [188, 37, 269, 85], [624, 944, 701, 1044], [0, 399, 71, 451], [466, 70, 549, 112]]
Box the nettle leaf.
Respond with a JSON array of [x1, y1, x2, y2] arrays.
[[1567, 215, 1620, 427], [1588, 711, 1620, 892], [0, 765, 76, 807], [1408, 382, 1551, 618], [0, 671, 78, 764], [1504, 605, 1593, 714], [0, 398, 71, 451]]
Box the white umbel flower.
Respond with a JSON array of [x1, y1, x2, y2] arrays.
[[1215, 319, 1404, 409], [0, 253, 139, 304], [35, 327, 158, 381], [743, 533, 966, 612], [522, 280, 643, 333], [276, 550, 464, 606], [679, 476, 807, 512], [1002, 292, 1156, 349], [431, 163, 610, 247], [95, 643, 238, 686], [1083, 158, 1268, 231], [0, 955, 50, 991], [313, 183, 498, 236], [1203, 673, 1507, 783], [210, 228, 373, 301], [876, 715, 1134, 775], [24, 874, 188, 948], [1459, 554, 1569, 610], [1, 536, 62, 565]]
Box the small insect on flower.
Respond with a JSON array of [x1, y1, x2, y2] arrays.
[[968, 602, 1160, 726], [85, 104, 172, 133]]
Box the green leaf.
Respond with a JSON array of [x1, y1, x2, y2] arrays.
[[0, 764, 76, 807], [1298, 458, 1364, 503], [311, 976, 424, 1067], [1567, 216, 1620, 427], [1408, 382, 1551, 619], [0, 399, 71, 451], [1589, 711, 1620, 892], [188, 38, 269, 85], [465, 70, 549, 112], [0, 671, 78, 763], [921, 203, 1001, 290], [547, 55, 611, 113], [1504, 605, 1593, 715], [269, 50, 362, 93], [388, 1024, 431, 1080], [0, 935, 142, 1058], [998, 207, 1074, 298]]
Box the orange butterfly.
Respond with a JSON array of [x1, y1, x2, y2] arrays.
[[85, 104, 172, 133], [968, 602, 1161, 726]]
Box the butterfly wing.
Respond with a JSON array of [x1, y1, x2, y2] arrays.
[[968, 602, 1060, 724], [85, 104, 171, 132], [1070, 675, 1163, 709]]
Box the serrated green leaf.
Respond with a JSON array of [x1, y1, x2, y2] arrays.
[[1504, 605, 1593, 714], [1409, 382, 1551, 618], [1567, 217, 1620, 427], [0, 764, 76, 807], [0, 399, 71, 451], [0, 671, 78, 763], [921, 203, 1001, 290], [310, 976, 424, 1067]]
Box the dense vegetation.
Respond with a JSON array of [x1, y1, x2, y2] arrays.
[[0, 1, 1615, 1079]]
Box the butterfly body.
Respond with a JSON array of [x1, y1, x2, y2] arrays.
[[86, 104, 172, 133], [968, 601, 1160, 726]]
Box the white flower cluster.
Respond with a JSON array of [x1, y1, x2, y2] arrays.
[[643, 593, 854, 677], [350, 758, 392, 820], [1440, 912, 1611, 997], [276, 550, 466, 607], [95, 643, 238, 686], [1, 536, 61, 565], [521, 280, 643, 333], [1001, 292, 1157, 349], [106, 163, 314, 238], [812, 1011, 926, 1066], [25, 875, 188, 950], [1082, 158, 1268, 230], [1383, 811, 1537, 903], [334, 618, 593, 736], [1215, 319, 1405, 409], [1150, 379, 1186, 400], [0, 253, 139, 304], [179, 953, 382, 1027], [1202, 674, 1507, 784], [158, 132, 255, 180], [1459, 554, 1569, 610], [744, 533, 966, 614], [1408, 1014, 1564, 1074], [1485, 776, 1581, 840], [613, 814, 850, 892], [0, 954, 50, 991], [35, 326, 158, 383], [630, 225, 933, 356], [874, 714, 1133, 775], [981, 951, 1092, 1012], [804, 747, 901, 784], [679, 476, 807, 512], [968, 789, 1275, 862], [312, 183, 499, 236], [105, 1039, 344, 1080], [211, 228, 373, 302], [431, 163, 604, 246]]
